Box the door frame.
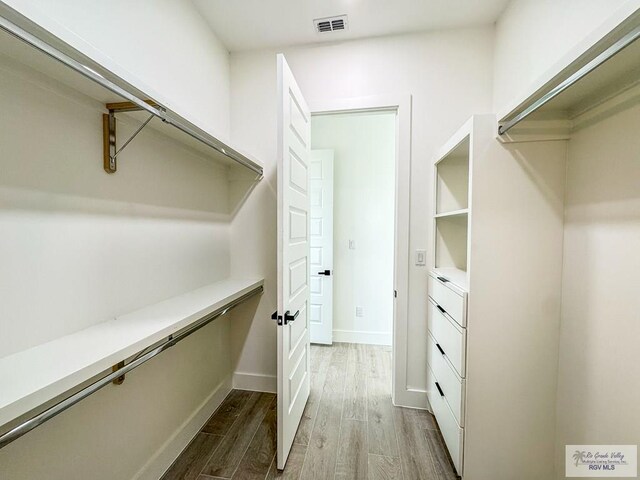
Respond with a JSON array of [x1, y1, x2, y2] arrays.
[[309, 149, 334, 345], [308, 94, 417, 408]]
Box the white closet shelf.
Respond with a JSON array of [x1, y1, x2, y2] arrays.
[[0, 278, 263, 428], [0, 5, 263, 176], [498, 8, 640, 135], [432, 267, 468, 292], [435, 208, 469, 219]]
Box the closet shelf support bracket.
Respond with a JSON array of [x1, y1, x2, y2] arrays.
[[111, 361, 126, 385], [102, 100, 161, 174]]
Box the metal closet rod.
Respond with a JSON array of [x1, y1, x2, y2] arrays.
[[0, 12, 263, 177], [499, 23, 640, 135], [0, 284, 263, 450]]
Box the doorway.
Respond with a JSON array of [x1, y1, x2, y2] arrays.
[[309, 111, 397, 347], [276, 53, 414, 470], [306, 94, 412, 414]]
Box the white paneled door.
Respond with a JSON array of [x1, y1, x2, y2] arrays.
[[309, 149, 334, 345], [276, 54, 311, 470]]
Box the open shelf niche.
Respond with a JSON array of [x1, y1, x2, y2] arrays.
[[433, 132, 470, 289]]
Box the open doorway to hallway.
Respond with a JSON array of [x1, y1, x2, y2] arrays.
[[309, 111, 396, 348]]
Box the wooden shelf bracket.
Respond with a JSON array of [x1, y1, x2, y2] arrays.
[[102, 100, 160, 174], [111, 360, 125, 385]]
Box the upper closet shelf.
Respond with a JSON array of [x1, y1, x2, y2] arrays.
[[498, 7, 640, 137], [0, 278, 264, 435], [0, 5, 263, 177]]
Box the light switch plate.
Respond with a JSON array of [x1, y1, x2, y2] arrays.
[[349, 239, 356, 250], [415, 249, 426, 266]]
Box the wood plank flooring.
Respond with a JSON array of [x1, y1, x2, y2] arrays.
[[161, 343, 458, 480]]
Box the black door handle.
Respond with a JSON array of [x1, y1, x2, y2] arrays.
[[436, 343, 445, 356], [435, 382, 444, 397], [284, 310, 299, 324], [318, 270, 331, 276]]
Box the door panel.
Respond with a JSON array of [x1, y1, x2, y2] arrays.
[[309, 149, 334, 345], [277, 54, 311, 469], [288, 346, 308, 405], [288, 303, 307, 354]]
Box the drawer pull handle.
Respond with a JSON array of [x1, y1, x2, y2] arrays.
[[435, 381, 445, 397], [436, 304, 446, 314], [436, 343, 445, 356], [437, 276, 450, 283]]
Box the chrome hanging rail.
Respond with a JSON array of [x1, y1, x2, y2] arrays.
[[0, 284, 263, 450], [0, 7, 263, 176], [499, 23, 640, 135]]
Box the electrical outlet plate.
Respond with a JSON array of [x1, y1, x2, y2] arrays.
[[356, 306, 364, 317]]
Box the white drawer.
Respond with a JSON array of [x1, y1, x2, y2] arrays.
[[428, 272, 467, 327], [427, 363, 464, 476], [428, 298, 466, 377], [427, 331, 465, 425]]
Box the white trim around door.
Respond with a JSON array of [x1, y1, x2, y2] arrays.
[[308, 94, 419, 408]]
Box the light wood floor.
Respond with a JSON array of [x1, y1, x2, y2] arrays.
[[161, 343, 457, 480]]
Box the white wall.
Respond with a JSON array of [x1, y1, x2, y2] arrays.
[[311, 112, 396, 345], [554, 102, 640, 478], [229, 27, 494, 401], [0, 2, 239, 479], [493, 0, 637, 113]]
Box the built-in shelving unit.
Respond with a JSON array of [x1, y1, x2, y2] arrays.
[[0, 278, 264, 447], [428, 114, 570, 478], [433, 129, 471, 284], [428, 119, 473, 474], [0, 4, 263, 176]]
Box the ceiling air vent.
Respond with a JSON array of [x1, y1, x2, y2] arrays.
[[314, 15, 348, 34]]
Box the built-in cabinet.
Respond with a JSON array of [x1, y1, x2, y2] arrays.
[[428, 121, 472, 474], [427, 115, 567, 479], [426, 8, 640, 478]]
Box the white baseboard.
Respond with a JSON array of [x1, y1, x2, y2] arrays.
[[393, 387, 429, 410], [332, 329, 392, 346], [133, 375, 232, 480], [233, 372, 277, 393]]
